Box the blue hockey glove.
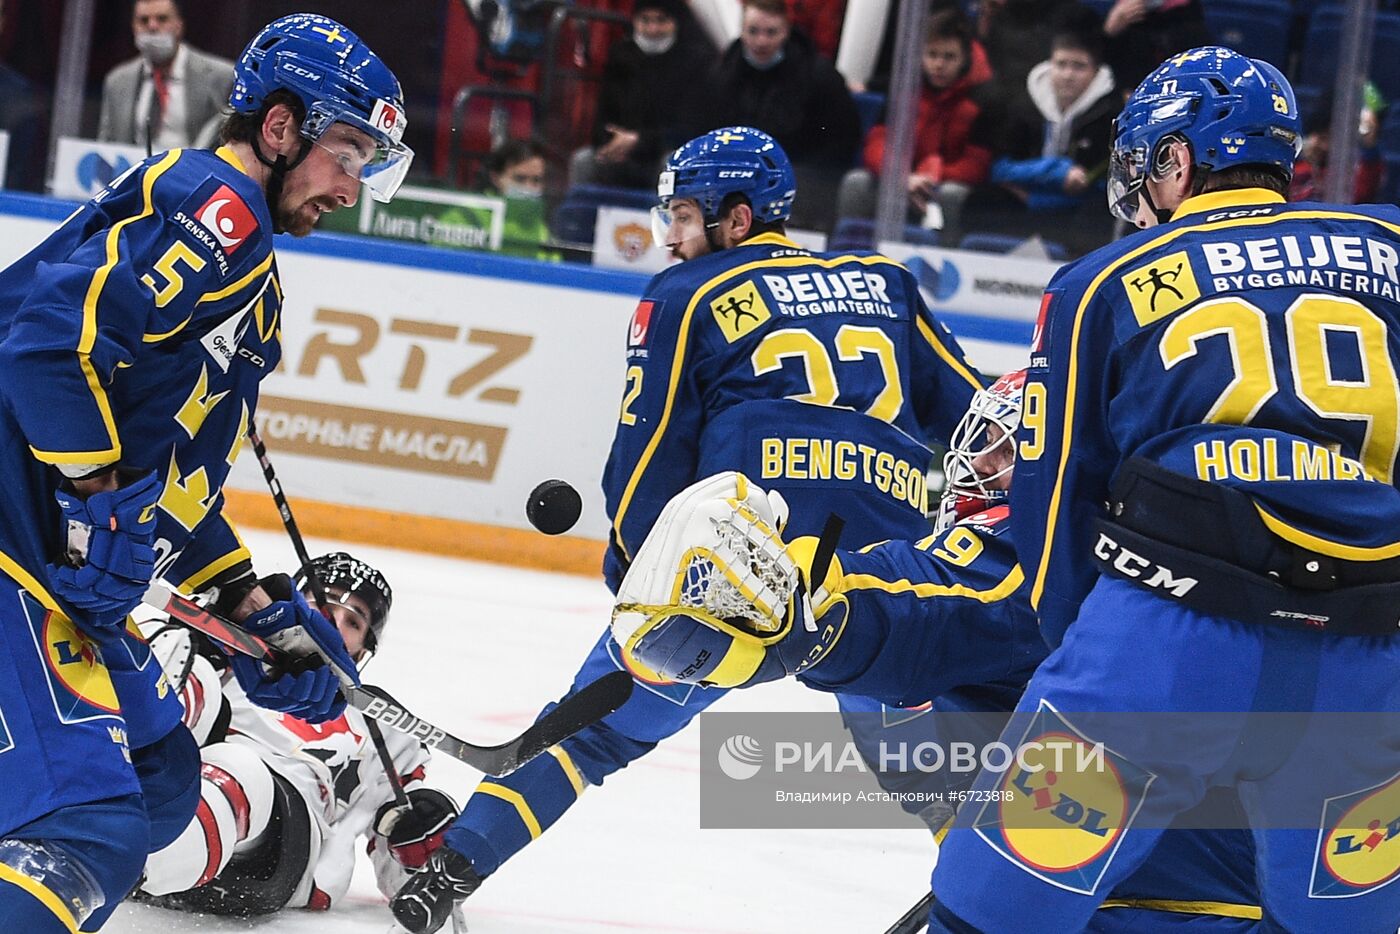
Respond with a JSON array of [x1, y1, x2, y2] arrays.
[[48, 469, 161, 632], [610, 472, 848, 689], [229, 574, 360, 724]]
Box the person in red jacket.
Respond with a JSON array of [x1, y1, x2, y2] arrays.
[[836, 8, 995, 241]]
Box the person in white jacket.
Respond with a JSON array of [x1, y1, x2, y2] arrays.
[[136, 554, 458, 917]]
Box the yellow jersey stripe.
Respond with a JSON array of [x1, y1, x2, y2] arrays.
[[66, 148, 183, 464], [612, 250, 918, 560], [1031, 192, 1400, 609], [215, 146, 246, 174], [0, 548, 61, 611], [843, 564, 1024, 603], [179, 544, 254, 594], [0, 864, 78, 934], [1098, 897, 1262, 920], [26, 445, 122, 465], [197, 254, 274, 305], [1254, 505, 1400, 560], [916, 315, 984, 392], [546, 746, 587, 797], [476, 782, 543, 839]]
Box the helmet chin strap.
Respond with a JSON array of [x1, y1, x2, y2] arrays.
[[251, 136, 311, 234]]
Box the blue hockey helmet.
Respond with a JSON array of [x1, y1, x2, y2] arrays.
[[658, 127, 796, 224], [1108, 47, 1301, 222], [231, 14, 412, 202]]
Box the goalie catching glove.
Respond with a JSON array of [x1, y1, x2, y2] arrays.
[[609, 471, 848, 689]]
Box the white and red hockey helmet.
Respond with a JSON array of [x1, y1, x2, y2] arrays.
[[936, 369, 1027, 532]]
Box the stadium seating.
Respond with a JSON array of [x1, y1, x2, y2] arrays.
[[1203, 0, 1292, 67], [550, 184, 657, 246]]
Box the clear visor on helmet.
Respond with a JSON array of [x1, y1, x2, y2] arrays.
[[303, 112, 414, 203], [1107, 139, 1150, 223], [935, 389, 1020, 532], [649, 198, 709, 249]]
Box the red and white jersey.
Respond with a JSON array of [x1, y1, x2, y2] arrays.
[[161, 626, 432, 909]]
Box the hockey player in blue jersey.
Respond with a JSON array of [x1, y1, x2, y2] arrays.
[[916, 47, 1400, 932], [611, 370, 1262, 932], [0, 14, 412, 932], [389, 127, 986, 933]]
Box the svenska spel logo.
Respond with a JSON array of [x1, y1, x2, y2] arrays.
[[718, 734, 764, 780]]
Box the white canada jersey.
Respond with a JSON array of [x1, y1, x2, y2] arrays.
[[218, 673, 431, 907]]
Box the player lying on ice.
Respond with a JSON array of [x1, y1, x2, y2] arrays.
[[134, 553, 459, 917]]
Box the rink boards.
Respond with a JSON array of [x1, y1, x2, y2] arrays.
[[0, 192, 1037, 574]]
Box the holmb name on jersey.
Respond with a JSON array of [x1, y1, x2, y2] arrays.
[[1193, 437, 1378, 485]]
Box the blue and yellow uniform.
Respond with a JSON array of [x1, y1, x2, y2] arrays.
[[803, 507, 1261, 931], [933, 50, 1400, 934], [0, 144, 279, 929], [444, 217, 985, 878]]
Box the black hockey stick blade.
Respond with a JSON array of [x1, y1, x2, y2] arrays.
[[883, 891, 932, 934], [350, 672, 633, 777], [142, 583, 633, 775]]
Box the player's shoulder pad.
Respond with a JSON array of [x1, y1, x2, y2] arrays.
[[148, 148, 274, 281], [956, 503, 1012, 537]]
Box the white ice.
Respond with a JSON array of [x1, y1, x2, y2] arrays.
[[106, 527, 935, 934]]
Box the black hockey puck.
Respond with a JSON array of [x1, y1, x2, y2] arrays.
[[526, 480, 582, 535]]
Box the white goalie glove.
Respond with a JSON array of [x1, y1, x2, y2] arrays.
[[610, 472, 848, 689]]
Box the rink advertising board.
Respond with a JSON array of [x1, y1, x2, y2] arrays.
[[0, 193, 1034, 574]]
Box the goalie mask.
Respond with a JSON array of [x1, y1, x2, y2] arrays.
[[297, 552, 393, 654], [937, 370, 1026, 532]]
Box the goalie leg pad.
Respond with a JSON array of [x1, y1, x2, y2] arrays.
[[140, 742, 274, 896]]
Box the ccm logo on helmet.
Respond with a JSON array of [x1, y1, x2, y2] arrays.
[[717, 170, 755, 179], [1093, 532, 1198, 597]]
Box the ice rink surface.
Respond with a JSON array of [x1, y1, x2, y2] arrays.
[[107, 528, 934, 934]]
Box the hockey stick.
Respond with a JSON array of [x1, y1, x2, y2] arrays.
[[245, 427, 411, 819], [146, 581, 633, 776], [883, 893, 931, 934]]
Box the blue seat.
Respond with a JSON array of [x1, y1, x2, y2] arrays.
[[550, 184, 657, 246], [830, 218, 941, 252], [551, 202, 599, 246], [852, 92, 886, 138], [1379, 154, 1400, 204], [960, 232, 1069, 261], [1300, 7, 1400, 113], [564, 184, 656, 211], [1203, 0, 1291, 66], [1380, 107, 1400, 157]]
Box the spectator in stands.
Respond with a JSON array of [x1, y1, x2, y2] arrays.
[[97, 0, 233, 151], [1101, 0, 1212, 92], [0, 0, 44, 191], [1290, 88, 1386, 204], [702, 0, 862, 230], [483, 138, 561, 260], [570, 0, 714, 190], [975, 0, 1083, 107], [967, 21, 1116, 256], [838, 8, 995, 242]]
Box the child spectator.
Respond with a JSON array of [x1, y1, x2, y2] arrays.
[[702, 0, 862, 229], [967, 22, 1117, 255], [1290, 86, 1386, 204], [837, 8, 995, 240], [975, 0, 1084, 107], [570, 0, 714, 189]]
